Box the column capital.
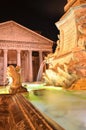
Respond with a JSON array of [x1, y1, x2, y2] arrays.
[[3, 49, 8, 53], [17, 49, 21, 53], [27, 50, 32, 52]]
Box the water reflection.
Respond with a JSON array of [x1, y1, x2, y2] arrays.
[[24, 89, 86, 130]]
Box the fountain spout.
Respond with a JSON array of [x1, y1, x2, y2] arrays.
[[36, 60, 46, 81]]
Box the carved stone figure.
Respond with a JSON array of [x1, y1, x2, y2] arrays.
[[7, 65, 27, 94], [43, 48, 86, 89]]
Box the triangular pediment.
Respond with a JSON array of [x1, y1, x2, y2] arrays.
[[0, 20, 53, 44]]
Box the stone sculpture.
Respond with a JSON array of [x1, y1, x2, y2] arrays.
[[7, 65, 27, 94], [42, 0, 86, 90]]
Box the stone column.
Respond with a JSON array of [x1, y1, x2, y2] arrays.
[[17, 50, 21, 66], [24, 51, 29, 81], [3, 49, 8, 85], [28, 50, 33, 82]]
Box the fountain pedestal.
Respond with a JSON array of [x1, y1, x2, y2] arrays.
[[43, 0, 86, 89]]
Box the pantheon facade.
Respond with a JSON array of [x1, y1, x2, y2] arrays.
[[0, 21, 53, 85]]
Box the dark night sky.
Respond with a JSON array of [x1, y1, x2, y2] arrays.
[[0, 0, 67, 41]]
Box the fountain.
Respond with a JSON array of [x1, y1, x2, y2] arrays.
[[36, 60, 46, 81], [1, 1, 86, 130], [42, 0, 86, 90]]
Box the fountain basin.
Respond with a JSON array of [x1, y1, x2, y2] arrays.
[[23, 87, 86, 130], [0, 93, 63, 130]]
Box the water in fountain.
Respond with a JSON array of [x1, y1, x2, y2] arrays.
[[36, 60, 46, 81]]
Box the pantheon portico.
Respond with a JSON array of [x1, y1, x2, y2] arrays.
[[0, 21, 53, 85]]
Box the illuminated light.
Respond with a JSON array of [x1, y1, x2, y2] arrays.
[[23, 82, 63, 92], [23, 82, 46, 91], [45, 86, 63, 90]]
